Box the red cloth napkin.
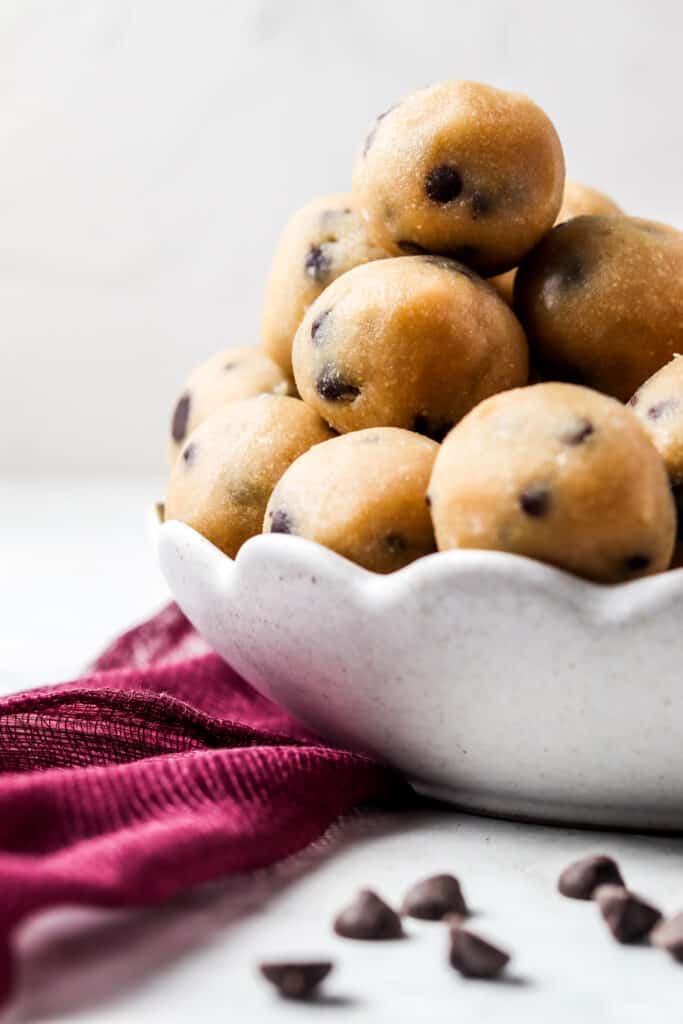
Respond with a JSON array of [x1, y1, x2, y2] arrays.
[[0, 605, 404, 1005]]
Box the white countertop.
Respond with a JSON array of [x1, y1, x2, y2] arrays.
[[3, 477, 683, 1023]]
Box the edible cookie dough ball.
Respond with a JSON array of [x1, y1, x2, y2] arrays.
[[166, 395, 333, 557], [352, 80, 565, 277], [630, 356, 683, 546], [262, 193, 388, 376], [292, 256, 528, 437], [169, 346, 293, 462], [490, 179, 622, 304], [428, 383, 675, 583], [557, 180, 622, 224], [264, 428, 437, 573], [514, 216, 683, 400]]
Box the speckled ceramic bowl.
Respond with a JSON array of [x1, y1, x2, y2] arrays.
[[152, 505, 683, 831]]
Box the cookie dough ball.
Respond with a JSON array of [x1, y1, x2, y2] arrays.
[[514, 216, 683, 400], [264, 428, 437, 572], [352, 80, 564, 277], [292, 255, 528, 437], [262, 193, 388, 376], [169, 346, 293, 462], [166, 395, 333, 557], [630, 356, 683, 549], [428, 383, 675, 583], [490, 179, 622, 304]]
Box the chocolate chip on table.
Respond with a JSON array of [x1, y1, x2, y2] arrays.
[[316, 366, 361, 402], [171, 392, 191, 443], [311, 308, 332, 344], [334, 889, 403, 940], [651, 913, 683, 961], [561, 417, 595, 445], [449, 925, 510, 979], [595, 884, 661, 943], [519, 484, 550, 518], [269, 509, 292, 534], [259, 961, 333, 1000], [401, 874, 468, 921], [557, 855, 624, 900], [425, 164, 463, 204], [305, 244, 332, 283]]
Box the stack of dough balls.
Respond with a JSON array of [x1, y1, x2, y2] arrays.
[[165, 78, 683, 583]]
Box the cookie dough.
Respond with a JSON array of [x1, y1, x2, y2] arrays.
[[263, 428, 437, 573], [490, 179, 622, 303], [428, 383, 675, 582], [292, 255, 529, 437], [630, 356, 683, 552], [262, 193, 388, 376], [352, 80, 564, 277], [169, 346, 293, 463], [165, 395, 333, 557], [514, 216, 683, 400]]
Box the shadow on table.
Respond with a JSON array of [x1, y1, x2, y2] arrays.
[[5, 808, 411, 1022]]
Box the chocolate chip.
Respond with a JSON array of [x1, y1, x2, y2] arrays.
[[311, 308, 332, 344], [385, 533, 407, 555], [557, 855, 624, 900], [595, 885, 661, 943], [305, 244, 332, 283], [647, 399, 680, 420], [628, 392, 640, 407], [449, 926, 510, 979], [625, 553, 651, 574], [171, 392, 191, 443], [333, 890, 403, 941], [269, 509, 292, 534], [425, 164, 463, 204], [316, 366, 360, 402], [651, 913, 683, 961], [401, 874, 468, 921], [470, 190, 493, 219], [182, 441, 197, 466], [397, 239, 429, 255], [259, 961, 333, 1000], [425, 494, 432, 508], [413, 414, 453, 442], [363, 104, 397, 158], [519, 484, 550, 518], [561, 417, 595, 446]]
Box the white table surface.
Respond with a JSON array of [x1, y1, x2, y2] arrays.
[[2, 476, 683, 1023]]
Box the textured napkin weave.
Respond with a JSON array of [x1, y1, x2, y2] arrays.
[[0, 605, 402, 1004]]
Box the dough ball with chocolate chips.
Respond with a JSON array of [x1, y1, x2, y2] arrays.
[[352, 80, 564, 276], [165, 395, 333, 558], [168, 346, 293, 463], [514, 215, 683, 400], [630, 356, 683, 552], [490, 179, 622, 304], [263, 428, 437, 573], [428, 383, 675, 583], [262, 193, 388, 376], [292, 256, 528, 436]]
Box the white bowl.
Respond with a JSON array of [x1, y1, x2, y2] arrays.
[[152, 506, 683, 831]]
